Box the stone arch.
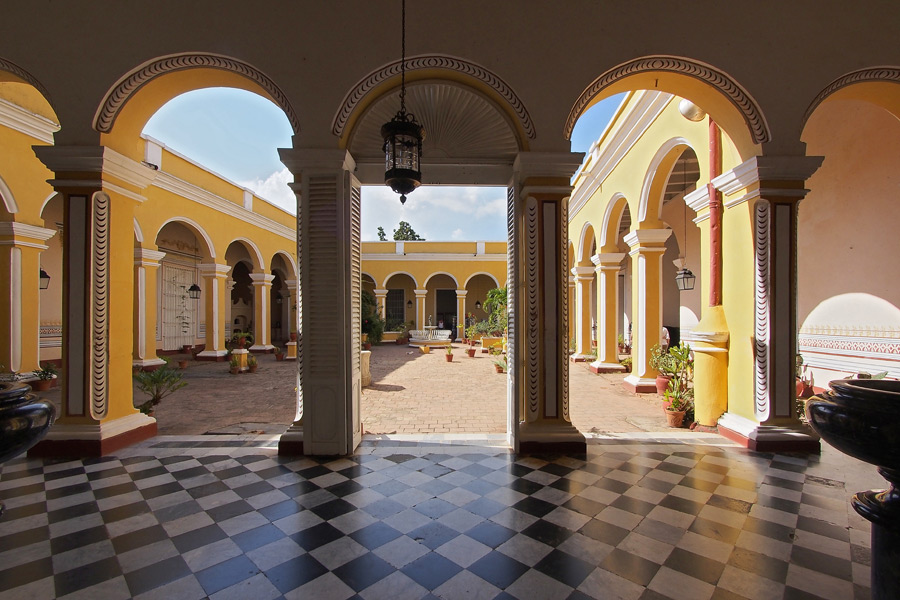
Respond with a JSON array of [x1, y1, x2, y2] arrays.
[[566, 55, 768, 157], [576, 222, 596, 265], [638, 137, 694, 225], [271, 250, 297, 278], [599, 193, 629, 249], [0, 173, 17, 213], [382, 270, 419, 289], [155, 217, 215, 260], [802, 66, 900, 129], [333, 54, 535, 145], [94, 52, 299, 135], [225, 237, 264, 271], [423, 271, 459, 288], [463, 271, 500, 289], [39, 193, 58, 216], [133, 218, 144, 243], [0, 57, 53, 109]]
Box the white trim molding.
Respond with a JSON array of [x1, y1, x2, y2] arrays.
[[0, 97, 60, 143]]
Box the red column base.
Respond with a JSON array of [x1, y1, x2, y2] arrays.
[[28, 420, 157, 458]]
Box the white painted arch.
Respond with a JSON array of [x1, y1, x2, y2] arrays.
[[226, 237, 264, 271], [382, 270, 419, 289], [638, 137, 692, 224], [577, 221, 596, 265], [424, 271, 460, 288], [155, 217, 216, 260], [464, 271, 500, 289], [600, 192, 629, 248]]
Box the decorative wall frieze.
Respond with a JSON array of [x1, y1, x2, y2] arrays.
[[802, 67, 900, 130], [94, 53, 299, 134], [90, 192, 110, 420], [754, 201, 771, 421], [0, 58, 52, 104], [566, 55, 770, 144], [332, 54, 535, 140]]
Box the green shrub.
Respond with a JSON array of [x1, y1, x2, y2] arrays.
[[134, 363, 187, 414]]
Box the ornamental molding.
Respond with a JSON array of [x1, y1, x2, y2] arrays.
[[623, 228, 671, 248], [566, 55, 770, 144], [91, 192, 110, 420], [0, 97, 59, 143], [94, 53, 300, 134], [0, 58, 52, 104], [361, 253, 506, 262], [0, 222, 57, 242], [333, 54, 535, 140], [754, 201, 771, 422], [802, 66, 900, 130]]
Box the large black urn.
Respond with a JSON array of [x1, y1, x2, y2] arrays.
[[0, 381, 57, 516], [806, 378, 900, 600]]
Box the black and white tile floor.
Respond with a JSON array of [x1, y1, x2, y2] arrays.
[[0, 433, 879, 599]]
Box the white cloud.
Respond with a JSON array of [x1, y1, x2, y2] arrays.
[[241, 168, 295, 214], [450, 228, 464, 240]]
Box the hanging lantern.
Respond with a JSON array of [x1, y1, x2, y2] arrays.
[[675, 267, 696, 291], [39, 268, 51, 290], [187, 283, 201, 300], [381, 0, 424, 205]]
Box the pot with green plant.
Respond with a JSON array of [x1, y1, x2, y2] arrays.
[[493, 356, 507, 373], [273, 346, 284, 361], [134, 360, 187, 416], [620, 356, 632, 373], [663, 343, 694, 427], [649, 344, 676, 395], [445, 345, 454, 362], [30, 362, 57, 391], [229, 355, 241, 374], [231, 331, 253, 349], [247, 354, 258, 373]]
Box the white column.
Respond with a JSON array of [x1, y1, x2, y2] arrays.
[[197, 263, 230, 359], [250, 272, 275, 350], [373, 288, 388, 322], [455, 289, 467, 340], [571, 266, 595, 361], [590, 253, 626, 373], [133, 248, 166, 368], [414, 288, 428, 330]]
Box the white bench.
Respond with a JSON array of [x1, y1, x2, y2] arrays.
[[408, 329, 453, 348]]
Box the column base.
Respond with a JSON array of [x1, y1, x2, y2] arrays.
[[286, 341, 297, 361], [623, 375, 657, 394], [589, 360, 626, 374], [718, 412, 821, 453], [249, 344, 275, 353], [518, 421, 586, 454], [570, 354, 592, 363], [196, 350, 227, 361], [29, 413, 157, 457], [133, 358, 165, 370], [278, 423, 304, 455]]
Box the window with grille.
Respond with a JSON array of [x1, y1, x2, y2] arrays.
[[386, 289, 405, 329]]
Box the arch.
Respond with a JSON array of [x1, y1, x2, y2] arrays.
[[0, 174, 17, 213], [382, 271, 419, 289], [39, 193, 57, 216], [333, 54, 535, 145], [270, 250, 297, 278], [93, 52, 300, 134], [424, 271, 459, 288], [226, 237, 264, 271], [566, 55, 769, 151], [463, 271, 500, 289], [133, 218, 144, 243], [638, 137, 693, 224], [802, 66, 900, 130], [0, 57, 53, 109], [155, 217, 215, 260], [599, 193, 629, 249], [576, 222, 596, 265], [361, 271, 377, 285]]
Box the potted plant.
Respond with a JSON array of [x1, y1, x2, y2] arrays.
[[229, 355, 241, 374], [134, 360, 187, 416], [649, 344, 676, 395], [620, 356, 632, 373], [231, 331, 253, 349], [247, 354, 258, 373], [273, 346, 284, 361], [493, 356, 507, 373], [617, 334, 625, 354], [467, 345, 476, 358], [445, 345, 454, 362], [177, 358, 189, 369], [31, 362, 57, 391], [663, 343, 694, 427]]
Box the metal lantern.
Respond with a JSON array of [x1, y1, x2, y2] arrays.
[[382, 113, 424, 204], [39, 268, 50, 290], [675, 267, 696, 291], [381, 0, 424, 205], [187, 283, 201, 300]]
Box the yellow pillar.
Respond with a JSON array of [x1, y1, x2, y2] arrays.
[[133, 247, 166, 369], [590, 252, 626, 373], [455, 289, 467, 340], [0, 223, 57, 376], [250, 271, 275, 350], [196, 263, 230, 360], [571, 265, 594, 361], [623, 229, 671, 393]]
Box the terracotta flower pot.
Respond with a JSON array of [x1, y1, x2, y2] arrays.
[[655, 375, 671, 395], [275, 353, 285, 361], [445, 354, 453, 362], [494, 364, 504, 373], [178, 360, 188, 369], [30, 379, 52, 392], [467, 348, 476, 357], [665, 408, 686, 428], [229, 366, 240, 374], [249, 365, 258, 373]]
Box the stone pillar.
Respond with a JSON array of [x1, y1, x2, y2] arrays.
[[510, 152, 586, 453], [196, 263, 230, 360], [0, 223, 57, 376], [455, 289, 467, 340], [133, 248, 166, 369], [571, 265, 595, 361], [590, 253, 626, 373], [31, 145, 157, 455], [373, 288, 388, 322], [278, 149, 361, 456], [249, 272, 275, 351], [715, 156, 823, 452], [623, 229, 671, 393], [285, 278, 298, 360], [567, 275, 576, 354], [414, 288, 428, 330]]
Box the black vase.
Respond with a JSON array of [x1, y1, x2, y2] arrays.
[[0, 382, 57, 515], [806, 378, 900, 600]]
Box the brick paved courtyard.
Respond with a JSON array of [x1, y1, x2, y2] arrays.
[[40, 343, 670, 437]]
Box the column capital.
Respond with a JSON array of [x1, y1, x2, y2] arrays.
[[623, 229, 671, 250], [414, 289, 428, 297], [133, 248, 166, 266], [513, 151, 585, 181], [0, 222, 57, 249], [373, 288, 389, 297], [277, 148, 356, 177], [249, 272, 276, 285], [571, 266, 595, 280], [591, 252, 626, 267], [199, 263, 231, 278], [455, 289, 468, 297], [33, 145, 158, 192]]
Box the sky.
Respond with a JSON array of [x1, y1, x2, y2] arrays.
[[143, 88, 625, 241]]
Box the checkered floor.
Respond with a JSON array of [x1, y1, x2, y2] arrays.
[[0, 434, 876, 599]]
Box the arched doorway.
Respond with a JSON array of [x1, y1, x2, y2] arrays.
[[155, 222, 204, 351]]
